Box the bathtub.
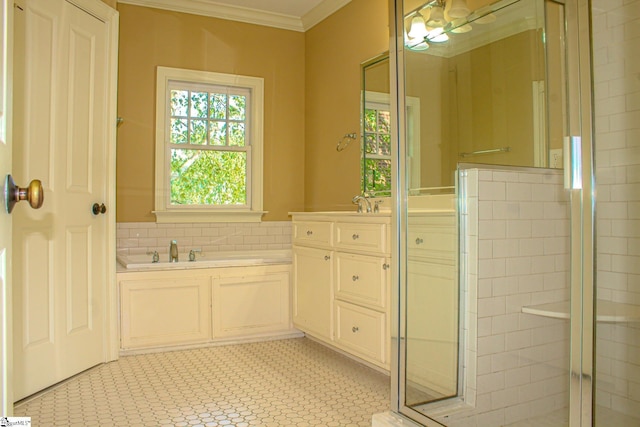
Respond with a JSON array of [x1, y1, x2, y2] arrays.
[[117, 249, 292, 271]]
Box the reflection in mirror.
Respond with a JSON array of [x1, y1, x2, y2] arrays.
[[401, 0, 564, 413], [403, 0, 561, 194], [361, 54, 421, 197], [361, 54, 391, 197]]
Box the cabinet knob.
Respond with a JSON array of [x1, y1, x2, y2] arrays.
[[352, 275, 359, 281], [306, 230, 313, 236], [324, 255, 331, 261], [352, 233, 359, 240], [352, 326, 359, 333], [383, 263, 390, 270], [415, 237, 424, 245]]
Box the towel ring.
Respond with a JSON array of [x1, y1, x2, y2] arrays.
[[336, 133, 357, 152]]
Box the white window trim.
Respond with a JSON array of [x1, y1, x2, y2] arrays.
[[154, 66, 265, 223]]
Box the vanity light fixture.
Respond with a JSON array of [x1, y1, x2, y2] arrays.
[[448, 0, 471, 19], [404, 0, 479, 51], [407, 11, 428, 39]]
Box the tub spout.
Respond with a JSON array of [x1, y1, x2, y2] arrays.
[[170, 240, 178, 262]]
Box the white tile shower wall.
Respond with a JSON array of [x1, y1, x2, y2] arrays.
[[116, 222, 292, 255], [442, 168, 570, 427], [592, 0, 640, 418]]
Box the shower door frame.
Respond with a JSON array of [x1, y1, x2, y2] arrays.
[[389, 0, 597, 425]]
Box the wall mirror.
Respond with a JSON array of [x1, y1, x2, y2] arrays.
[[361, 54, 392, 197], [402, 0, 564, 193], [361, 54, 422, 197]]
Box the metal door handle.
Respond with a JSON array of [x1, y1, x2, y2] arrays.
[[92, 203, 107, 215], [4, 174, 44, 213]]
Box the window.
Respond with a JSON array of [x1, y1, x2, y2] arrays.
[[363, 100, 392, 196], [361, 91, 421, 197], [155, 67, 264, 223]]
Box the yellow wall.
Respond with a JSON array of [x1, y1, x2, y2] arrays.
[[304, 0, 389, 211], [101, 0, 116, 8], [116, 5, 305, 222]]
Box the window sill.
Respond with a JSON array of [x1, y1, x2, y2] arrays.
[[153, 210, 267, 224]]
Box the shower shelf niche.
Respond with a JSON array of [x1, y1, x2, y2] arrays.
[[522, 300, 640, 323]]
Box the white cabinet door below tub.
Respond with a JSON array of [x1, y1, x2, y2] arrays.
[[212, 271, 291, 338], [120, 276, 211, 350]]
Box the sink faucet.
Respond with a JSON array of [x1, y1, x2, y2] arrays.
[[352, 194, 372, 213], [169, 240, 179, 262]]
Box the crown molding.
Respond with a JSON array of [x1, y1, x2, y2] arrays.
[[117, 0, 305, 31], [117, 0, 352, 32], [302, 0, 351, 31]]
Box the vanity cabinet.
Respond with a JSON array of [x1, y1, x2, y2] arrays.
[[292, 245, 333, 340], [291, 213, 391, 370], [406, 211, 458, 396]]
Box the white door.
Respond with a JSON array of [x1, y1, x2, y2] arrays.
[[12, 0, 111, 400], [0, 0, 14, 415]]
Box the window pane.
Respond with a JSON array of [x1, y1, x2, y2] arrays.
[[365, 109, 377, 132], [171, 90, 188, 116], [229, 95, 246, 120], [229, 123, 245, 146], [210, 93, 227, 119], [379, 134, 391, 156], [365, 134, 377, 154], [377, 110, 390, 134], [170, 119, 188, 144], [190, 120, 207, 144], [364, 158, 391, 193], [190, 91, 208, 118], [170, 149, 247, 205], [209, 122, 227, 146]]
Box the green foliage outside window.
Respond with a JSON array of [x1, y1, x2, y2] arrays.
[[363, 107, 392, 195], [170, 149, 246, 205], [168, 86, 249, 206]]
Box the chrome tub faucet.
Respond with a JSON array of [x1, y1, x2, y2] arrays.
[[170, 240, 179, 262]]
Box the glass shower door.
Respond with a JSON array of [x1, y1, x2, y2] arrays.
[[391, 0, 598, 425]]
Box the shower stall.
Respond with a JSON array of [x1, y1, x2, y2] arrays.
[[387, 0, 640, 425]]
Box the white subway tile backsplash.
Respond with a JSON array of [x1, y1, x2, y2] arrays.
[[116, 221, 293, 255]]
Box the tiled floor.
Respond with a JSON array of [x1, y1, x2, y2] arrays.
[[14, 338, 390, 426]]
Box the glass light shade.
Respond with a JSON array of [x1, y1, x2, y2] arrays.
[[408, 13, 428, 39], [426, 5, 446, 28], [448, 0, 470, 19], [428, 27, 449, 43]]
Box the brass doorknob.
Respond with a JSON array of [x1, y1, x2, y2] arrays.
[[4, 174, 44, 213], [92, 203, 107, 215]]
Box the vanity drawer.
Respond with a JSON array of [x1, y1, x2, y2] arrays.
[[335, 301, 386, 365], [407, 215, 456, 263], [335, 222, 387, 254], [293, 221, 333, 246], [335, 252, 387, 309]]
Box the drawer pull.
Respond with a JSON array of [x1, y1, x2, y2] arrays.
[[383, 263, 389, 270], [306, 230, 313, 236], [352, 275, 359, 281], [352, 326, 359, 333], [352, 233, 359, 240], [415, 237, 424, 245], [324, 255, 331, 261]]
